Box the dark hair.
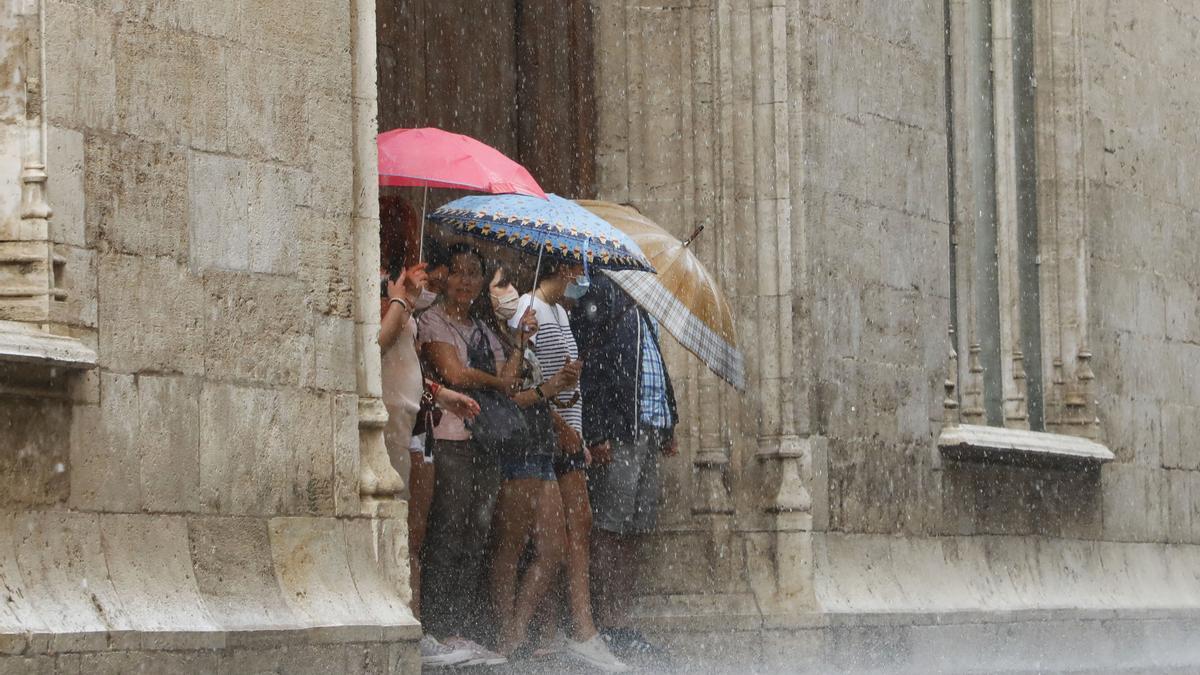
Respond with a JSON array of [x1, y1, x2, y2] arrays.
[[540, 257, 580, 280], [446, 243, 513, 349], [492, 263, 513, 289], [380, 196, 418, 276], [420, 238, 447, 270]]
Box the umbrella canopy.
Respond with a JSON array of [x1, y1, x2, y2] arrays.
[[377, 127, 547, 198], [577, 200, 745, 390], [429, 194, 656, 272]]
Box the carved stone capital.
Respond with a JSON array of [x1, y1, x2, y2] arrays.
[[757, 434, 824, 524], [357, 396, 403, 503]]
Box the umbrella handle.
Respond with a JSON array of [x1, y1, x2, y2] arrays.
[[418, 185, 429, 262], [531, 237, 546, 292]]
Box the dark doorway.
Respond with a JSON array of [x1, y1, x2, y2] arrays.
[[377, 0, 596, 198]]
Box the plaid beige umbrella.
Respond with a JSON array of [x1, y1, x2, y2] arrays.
[[577, 200, 745, 390]]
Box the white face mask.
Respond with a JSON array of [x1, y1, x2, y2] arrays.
[[491, 287, 520, 321], [414, 288, 439, 310]]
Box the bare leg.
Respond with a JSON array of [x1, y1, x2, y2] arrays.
[[558, 469, 598, 641], [407, 453, 435, 620], [591, 528, 640, 630], [495, 480, 566, 655], [491, 479, 539, 630]]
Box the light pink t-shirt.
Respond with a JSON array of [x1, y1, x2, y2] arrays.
[[417, 304, 508, 441]]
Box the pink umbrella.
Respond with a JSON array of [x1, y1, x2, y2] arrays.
[[377, 127, 546, 197], [377, 127, 547, 260]]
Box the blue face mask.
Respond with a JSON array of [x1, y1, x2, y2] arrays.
[[563, 275, 590, 300]]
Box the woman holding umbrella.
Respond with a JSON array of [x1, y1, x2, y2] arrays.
[[506, 258, 631, 671]]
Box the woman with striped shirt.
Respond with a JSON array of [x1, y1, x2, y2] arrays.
[[509, 260, 628, 672]]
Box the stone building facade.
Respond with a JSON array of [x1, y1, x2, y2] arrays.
[[2, 0, 1199, 673]]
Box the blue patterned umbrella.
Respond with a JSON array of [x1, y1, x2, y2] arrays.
[[428, 193, 656, 272]]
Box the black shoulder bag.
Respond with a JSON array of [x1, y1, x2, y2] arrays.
[[459, 320, 530, 455]]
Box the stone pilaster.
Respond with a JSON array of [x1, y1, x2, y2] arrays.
[[351, 0, 402, 504]]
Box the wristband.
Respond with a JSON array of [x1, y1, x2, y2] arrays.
[[534, 385, 546, 400], [388, 297, 411, 312]]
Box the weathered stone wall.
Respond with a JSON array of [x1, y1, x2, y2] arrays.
[[42, 0, 361, 516], [593, 0, 1200, 628], [802, 0, 952, 537], [1085, 1, 1200, 544], [1, 0, 417, 670]]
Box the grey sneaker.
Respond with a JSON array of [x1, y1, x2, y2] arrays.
[[563, 634, 631, 673], [420, 635, 474, 668], [442, 636, 508, 666]]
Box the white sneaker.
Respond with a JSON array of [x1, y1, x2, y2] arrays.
[[563, 634, 631, 672], [420, 635, 474, 668], [442, 636, 508, 666]]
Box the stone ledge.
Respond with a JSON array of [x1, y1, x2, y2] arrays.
[[938, 423, 1114, 466], [0, 511, 419, 658], [0, 320, 96, 369]]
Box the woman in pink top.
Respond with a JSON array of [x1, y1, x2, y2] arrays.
[[417, 244, 526, 645], [378, 247, 479, 631]]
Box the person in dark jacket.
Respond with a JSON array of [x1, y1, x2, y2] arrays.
[[570, 273, 678, 657]]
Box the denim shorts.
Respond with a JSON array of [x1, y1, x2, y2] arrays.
[[498, 453, 556, 481]]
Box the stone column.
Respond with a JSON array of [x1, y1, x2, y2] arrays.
[[1030, 0, 1099, 439], [738, 0, 819, 616], [990, 0, 1031, 429], [687, 0, 734, 518], [351, 0, 404, 508], [742, 0, 811, 527]]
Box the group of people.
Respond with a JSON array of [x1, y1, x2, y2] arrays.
[[378, 209, 678, 671]]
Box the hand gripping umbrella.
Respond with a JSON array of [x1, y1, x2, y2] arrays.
[[429, 194, 656, 278], [577, 200, 745, 390], [377, 127, 548, 259]]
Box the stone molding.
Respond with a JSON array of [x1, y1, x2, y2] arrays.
[[592, 0, 821, 620], [938, 423, 1115, 466], [624, 534, 1200, 672], [0, 511, 419, 656], [633, 532, 1200, 620], [0, 319, 94, 369]]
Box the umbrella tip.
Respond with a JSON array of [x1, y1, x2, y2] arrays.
[[682, 225, 705, 248]]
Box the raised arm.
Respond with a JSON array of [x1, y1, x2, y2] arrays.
[[378, 264, 427, 350]]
